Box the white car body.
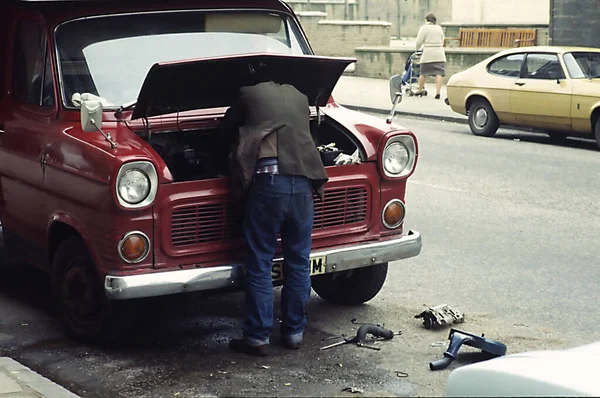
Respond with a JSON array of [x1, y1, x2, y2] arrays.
[[446, 341, 600, 397]]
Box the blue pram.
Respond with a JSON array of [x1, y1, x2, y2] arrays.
[[401, 51, 426, 97]]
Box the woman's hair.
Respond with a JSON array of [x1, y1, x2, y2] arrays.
[[425, 12, 437, 24]]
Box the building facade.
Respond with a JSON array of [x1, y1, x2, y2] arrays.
[[452, 0, 550, 24], [288, 0, 452, 38], [549, 0, 600, 47]]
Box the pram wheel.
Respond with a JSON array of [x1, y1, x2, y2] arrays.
[[405, 88, 414, 96]]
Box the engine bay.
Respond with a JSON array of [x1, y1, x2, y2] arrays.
[[142, 115, 363, 183]]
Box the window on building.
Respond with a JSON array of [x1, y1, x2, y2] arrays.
[[524, 53, 564, 80], [11, 20, 51, 106], [487, 54, 525, 78]]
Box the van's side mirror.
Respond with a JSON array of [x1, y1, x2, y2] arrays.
[[386, 75, 404, 124], [389, 74, 404, 104], [81, 100, 103, 132], [80, 100, 117, 148]]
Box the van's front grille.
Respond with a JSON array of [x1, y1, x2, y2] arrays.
[[170, 186, 369, 248]]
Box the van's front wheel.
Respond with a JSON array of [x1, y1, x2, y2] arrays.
[[51, 238, 135, 343], [311, 263, 388, 305], [0, 220, 16, 269]]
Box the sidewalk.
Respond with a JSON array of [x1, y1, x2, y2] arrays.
[[332, 75, 468, 123], [0, 357, 79, 398]]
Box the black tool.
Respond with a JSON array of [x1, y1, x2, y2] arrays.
[[429, 328, 507, 371], [320, 324, 396, 351]]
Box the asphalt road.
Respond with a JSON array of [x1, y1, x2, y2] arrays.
[[1, 114, 599, 397]]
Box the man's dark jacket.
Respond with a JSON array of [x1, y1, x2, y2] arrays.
[[220, 81, 329, 200]]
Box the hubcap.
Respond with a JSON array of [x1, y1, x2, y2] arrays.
[[474, 108, 489, 128], [63, 263, 101, 319]]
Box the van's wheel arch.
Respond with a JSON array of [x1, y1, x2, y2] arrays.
[[467, 97, 500, 137], [311, 263, 388, 305], [51, 237, 135, 343]]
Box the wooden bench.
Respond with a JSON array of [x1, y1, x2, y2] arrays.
[[444, 28, 537, 48]]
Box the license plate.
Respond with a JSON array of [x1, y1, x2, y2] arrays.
[[272, 256, 327, 282]]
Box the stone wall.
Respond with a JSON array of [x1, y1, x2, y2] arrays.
[[550, 0, 600, 47], [287, 0, 358, 20], [354, 0, 452, 38], [452, 0, 550, 24], [296, 12, 392, 57], [442, 23, 550, 47], [290, 0, 452, 38], [354, 47, 498, 82], [296, 11, 328, 50], [315, 21, 392, 57]]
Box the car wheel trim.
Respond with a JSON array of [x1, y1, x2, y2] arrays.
[[474, 107, 489, 129], [63, 259, 102, 322]]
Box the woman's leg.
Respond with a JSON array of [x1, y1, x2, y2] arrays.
[[435, 75, 444, 96], [418, 75, 426, 93]]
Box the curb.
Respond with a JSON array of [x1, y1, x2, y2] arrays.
[[339, 104, 468, 124], [0, 357, 79, 398], [339, 103, 541, 134]]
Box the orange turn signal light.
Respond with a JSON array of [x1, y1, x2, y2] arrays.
[[383, 200, 405, 229], [119, 233, 149, 263]]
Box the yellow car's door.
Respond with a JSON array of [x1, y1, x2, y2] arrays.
[[510, 53, 573, 130], [484, 53, 525, 124]]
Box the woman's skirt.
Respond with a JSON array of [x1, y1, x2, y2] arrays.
[[420, 62, 445, 76]]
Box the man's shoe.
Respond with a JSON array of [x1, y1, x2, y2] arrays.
[[281, 340, 301, 350], [229, 339, 269, 357]]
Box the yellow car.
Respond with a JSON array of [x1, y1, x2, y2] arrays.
[[446, 46, 600, 146]]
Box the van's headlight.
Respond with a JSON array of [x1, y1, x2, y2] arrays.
[[383, 142, 410, 175], [382, 135, 416, 178], [116, 161, 158, 209]]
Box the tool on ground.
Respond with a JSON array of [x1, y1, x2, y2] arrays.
[[429, 328, 507, 371], [350, 318, 381, 326], [415, 304, 465, 330], [320, 324, 396, 351]]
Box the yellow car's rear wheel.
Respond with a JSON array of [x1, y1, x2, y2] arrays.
[[594, 118, 600, 150], [468, 99, 500, 137]]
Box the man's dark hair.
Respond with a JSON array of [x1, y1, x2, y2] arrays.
[[425, 12, 437, 24]]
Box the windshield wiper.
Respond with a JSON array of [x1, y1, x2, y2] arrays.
[[115, 100, 137, 118]]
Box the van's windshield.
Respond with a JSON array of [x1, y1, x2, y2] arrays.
[[55, 10, 309, 108]]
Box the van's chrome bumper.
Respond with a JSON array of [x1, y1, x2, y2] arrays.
[[105, 230, 422, 300]]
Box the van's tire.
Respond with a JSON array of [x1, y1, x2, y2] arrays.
[[468, 99, 500, 137], [0, 220, 17, 269], [311, 263, 388, 305], [51, 238, 136, 344]]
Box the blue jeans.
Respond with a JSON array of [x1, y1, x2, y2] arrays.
[[242, 174, 314, 346]]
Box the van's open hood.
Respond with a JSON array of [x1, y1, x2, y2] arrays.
[[131, 53, 356, 120]]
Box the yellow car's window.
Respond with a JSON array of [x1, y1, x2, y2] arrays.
[[564, 52, 600, 79], [524, 54, 563, 80], [488, 54, 524, 78]]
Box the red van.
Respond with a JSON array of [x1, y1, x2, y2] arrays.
[[0, 0, 421, 341]]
